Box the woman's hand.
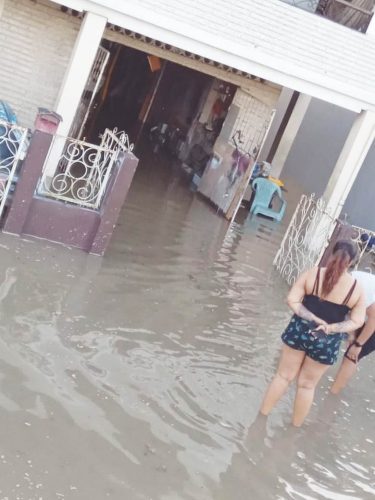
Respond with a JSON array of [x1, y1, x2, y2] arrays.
[[314, 323, 333, 334], [310, 320, 329, 338], [346, 343, 362, 363]]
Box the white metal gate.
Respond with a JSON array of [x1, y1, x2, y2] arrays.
[[37, 128, 132, 210], [274, 193, 375, 284], [0, 120, 28, 220], [69, 46, 110, 140], [273, 194, 336, 284]]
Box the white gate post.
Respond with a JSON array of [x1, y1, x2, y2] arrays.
[[55, 11, 107, 137], [323, 110, 375, 220], [270, 94, 311, 179], [43, 11, 107, 184]]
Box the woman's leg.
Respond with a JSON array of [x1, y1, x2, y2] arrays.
[[330, 357, 357, 394], [260, 345, 305, 416], [293, 357, 329, 427]]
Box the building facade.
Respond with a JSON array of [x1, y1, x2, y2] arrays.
[[0, 0, 375, 236]]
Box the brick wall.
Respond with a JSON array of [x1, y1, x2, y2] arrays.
[[231, 88, 276, 155], [0, 0, 81, 128]]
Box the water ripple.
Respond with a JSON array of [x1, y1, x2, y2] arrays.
[[0, 161, 373, 498]]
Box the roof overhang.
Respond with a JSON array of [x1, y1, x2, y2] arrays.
[[51, 0, 375, 113]]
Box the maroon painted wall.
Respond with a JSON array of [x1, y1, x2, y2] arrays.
[[23, 197, 100, 252], [4, 131, 139, 255]]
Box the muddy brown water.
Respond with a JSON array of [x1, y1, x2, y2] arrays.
[[0, 155, 374, 499]]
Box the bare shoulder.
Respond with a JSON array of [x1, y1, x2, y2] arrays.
[[296, 266, 318, 293], [306, 265, 319, 281], [304, 266, 319, 280]]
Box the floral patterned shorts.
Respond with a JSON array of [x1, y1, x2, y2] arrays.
[[281, 315, 345, 366]]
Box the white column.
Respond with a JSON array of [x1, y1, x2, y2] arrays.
[[42, 11, 107, 183], [55, 11, 107, 137], [270, 94, 311, 178], [323, 110, 375, 220], [258, 87, 295, 162], [0, 0, 5, 18]]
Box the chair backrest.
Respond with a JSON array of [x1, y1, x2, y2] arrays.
[[252, 177, 281, 206]]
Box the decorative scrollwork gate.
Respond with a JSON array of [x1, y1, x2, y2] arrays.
[[37, 128, 133, 210], [0, 120, 29, 221], [273, 194, 336, 284], [274, 194, 375, 284]]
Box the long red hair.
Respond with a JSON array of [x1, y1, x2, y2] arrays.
[[322, 240, 357, 297]]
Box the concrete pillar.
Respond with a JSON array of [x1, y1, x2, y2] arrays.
[[258, 87, 295, 162], [271, 94, 311, 178], [4, 131, 54, 235], [323, 110, 375, 220], [44, 11, 107, 183], [54, 11, 107, 137], [90, 153, 139, 255]]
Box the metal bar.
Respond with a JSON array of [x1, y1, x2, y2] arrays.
[[101, 128, 131, 151], [273, 194, 306, 267], [37, 128, 133, 211], [76, 47, 110, 140], [40, 192, 100, 209], [94, 152, 117, 209]]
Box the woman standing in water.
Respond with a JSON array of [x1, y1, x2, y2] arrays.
[[261, 240, 366, 426]]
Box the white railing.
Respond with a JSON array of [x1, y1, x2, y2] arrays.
[[0, 119, 29, 219], [274, 193, 375, 284], [37, 128, 133, 210], [274, 194, 337, 284]]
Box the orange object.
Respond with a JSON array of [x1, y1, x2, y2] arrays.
[[148, 55, 162, 72], [268, 176, 284, 188]]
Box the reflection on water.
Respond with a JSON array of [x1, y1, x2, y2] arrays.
[[0, 157, 374, 499]]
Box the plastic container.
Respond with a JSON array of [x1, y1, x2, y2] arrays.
[[34, 108, 62, 134]]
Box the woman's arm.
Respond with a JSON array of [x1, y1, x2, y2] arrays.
[[287, 270, 327, 325], [346, 302, 375, 361], [357, 302, 375, 344], [319, 287, 366, 334]]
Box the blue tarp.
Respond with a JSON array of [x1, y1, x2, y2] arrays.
[[0, 101, 20, 165], [0, 100, 18, 125]]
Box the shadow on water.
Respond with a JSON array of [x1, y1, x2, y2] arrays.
[[0, 152, 373, 498]]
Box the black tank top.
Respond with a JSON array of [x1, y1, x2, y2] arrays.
[[302, 268, 357, 324]]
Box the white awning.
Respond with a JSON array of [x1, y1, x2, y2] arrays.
[[52, 0, 375, 112]]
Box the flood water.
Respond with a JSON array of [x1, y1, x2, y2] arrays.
[[0, 152, 374, 499]]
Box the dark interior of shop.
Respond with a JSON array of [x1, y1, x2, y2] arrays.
[[84, 43, 236, 177]]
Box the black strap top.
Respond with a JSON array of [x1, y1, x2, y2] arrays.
[[302, 268, 357, 324]]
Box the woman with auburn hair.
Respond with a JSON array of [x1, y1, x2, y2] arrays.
[[260, 240, 366, 427]]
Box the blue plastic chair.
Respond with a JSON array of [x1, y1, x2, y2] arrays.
[[250, 177, 286, 222]]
